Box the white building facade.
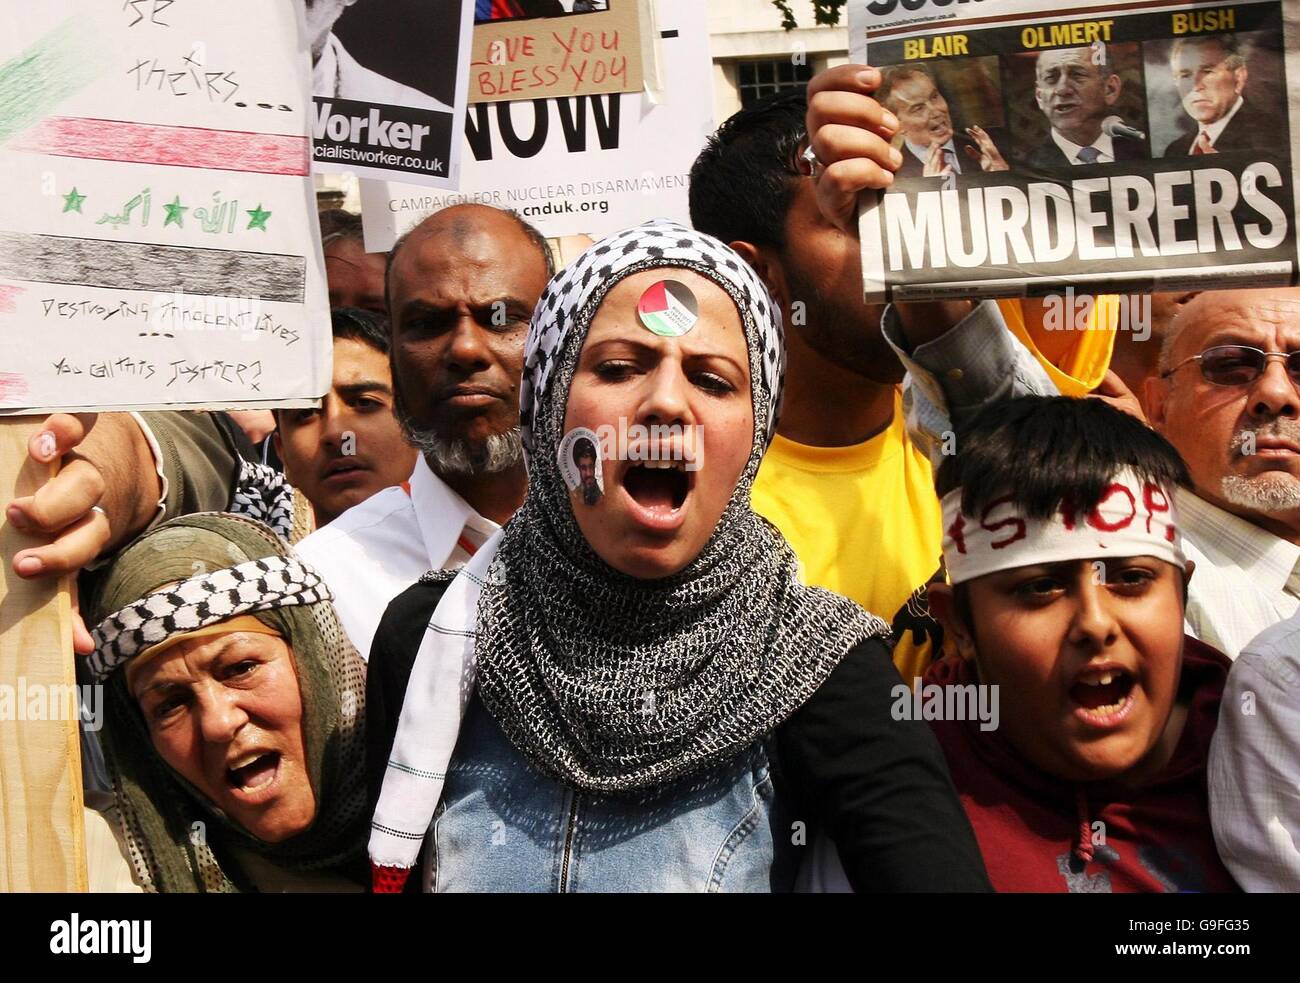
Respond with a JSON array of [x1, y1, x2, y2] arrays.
[[707, 0, 849, 123]]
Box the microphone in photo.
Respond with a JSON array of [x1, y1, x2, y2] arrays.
[[1103, 116, 1147, 142]]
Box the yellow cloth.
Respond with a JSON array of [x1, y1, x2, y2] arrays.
[[997, 295, 1117, 396], [752, 393, 942, 681], [750, 298, 1116, 681]]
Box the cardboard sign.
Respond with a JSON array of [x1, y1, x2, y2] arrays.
[[361, 0, 710, 245], [469, 1, 648, 104], [0, 0, 330, 413]]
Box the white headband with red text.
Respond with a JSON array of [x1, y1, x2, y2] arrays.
[[941, 469, 1187, 585]]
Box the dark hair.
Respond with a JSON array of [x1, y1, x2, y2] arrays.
[[273, 308, 391, 426], [331, 306, 390, 355], [573, 436, 597, 464], [935, 396, 1190, 519], [384, 207, 555, 313], [688, 92, 808, 251], [319, 208, 365, 249]]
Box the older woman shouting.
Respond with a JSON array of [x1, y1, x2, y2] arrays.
[[368, 221, 989, 893], [85, 513, 368, 892]]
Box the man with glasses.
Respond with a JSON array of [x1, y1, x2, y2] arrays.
[[803, 61, 1300, 660], [1176, 291, 1300, 892], [1145, 288, 1300, 657]]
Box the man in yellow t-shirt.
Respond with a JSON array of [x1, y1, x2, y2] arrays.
[[690, 91, 1115, 681], [751, 391, 943, 678]]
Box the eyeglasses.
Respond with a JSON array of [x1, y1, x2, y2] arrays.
[[1161, 345, 1300, 387]]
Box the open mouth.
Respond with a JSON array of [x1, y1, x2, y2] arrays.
[[619, 457, 695, 534], [226, 751, 281, 793], [623, 460, 689, 515], [1069, 666, 1136, 725]]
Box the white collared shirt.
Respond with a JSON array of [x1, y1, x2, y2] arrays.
[[295, 456, 498, 661], [1179, 491, 1300, 659], [875, 302, 1300, 660], [312, 34, 341, 98], [904, 137, 962, 174], [1199, 95, 1245, 148], [1051, 127, 1115, 164], [1208, 611, 1300, 889]]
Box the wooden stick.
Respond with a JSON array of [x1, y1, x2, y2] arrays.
[[0, 419, 86, 892]]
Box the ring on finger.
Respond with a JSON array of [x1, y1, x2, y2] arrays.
[[800, 145, 826, 179]]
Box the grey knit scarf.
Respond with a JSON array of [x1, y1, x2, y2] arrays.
[[473, 220, 890, 794]]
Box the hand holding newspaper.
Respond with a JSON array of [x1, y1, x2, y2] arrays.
[[844, 0, 1300, 302]]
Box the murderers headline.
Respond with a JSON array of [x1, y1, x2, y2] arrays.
[[881, 160, 1289, 274]]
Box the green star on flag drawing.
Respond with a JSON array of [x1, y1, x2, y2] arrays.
[[163, 195, 187, 228], [246, 204, 271, 231]]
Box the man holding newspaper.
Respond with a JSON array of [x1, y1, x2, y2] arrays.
[[815, 0, 1300, 892]]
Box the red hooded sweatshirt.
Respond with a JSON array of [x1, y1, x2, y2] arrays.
[[924, 637, 1239, 892]]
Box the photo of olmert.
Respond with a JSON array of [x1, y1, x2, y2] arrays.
[[1022, 46, 1150, 168]]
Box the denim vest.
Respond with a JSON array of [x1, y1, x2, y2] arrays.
[[427, 695, 795, 892]]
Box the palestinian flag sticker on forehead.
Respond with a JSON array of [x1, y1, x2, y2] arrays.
[[638, 279, 700, 337]]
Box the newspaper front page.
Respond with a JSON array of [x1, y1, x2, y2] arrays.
[[848, 0, 1300, 301]]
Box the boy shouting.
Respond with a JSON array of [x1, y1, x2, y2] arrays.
[[925, 397, 1237, 892]]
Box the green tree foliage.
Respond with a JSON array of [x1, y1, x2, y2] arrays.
[[771, 1, 847, 30]]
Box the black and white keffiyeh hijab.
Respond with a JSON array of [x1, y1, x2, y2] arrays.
[[370, 220, 889, 879], [91, 513, 368, 892]]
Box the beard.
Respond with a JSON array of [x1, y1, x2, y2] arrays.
[[393, 378, 523, 477], [1220, 420, 1300, 513], [1220, 474, 1300, 513], [781, 265, 902, 385]]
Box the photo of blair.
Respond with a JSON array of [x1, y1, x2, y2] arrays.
[[877, 60, 1011, 181], [1008, 44, 1151, 169], [1144, 32, 1287, 157]]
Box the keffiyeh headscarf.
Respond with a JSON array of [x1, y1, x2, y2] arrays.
[[371, 221, 889, 879], [90, 513, 367, 892]]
